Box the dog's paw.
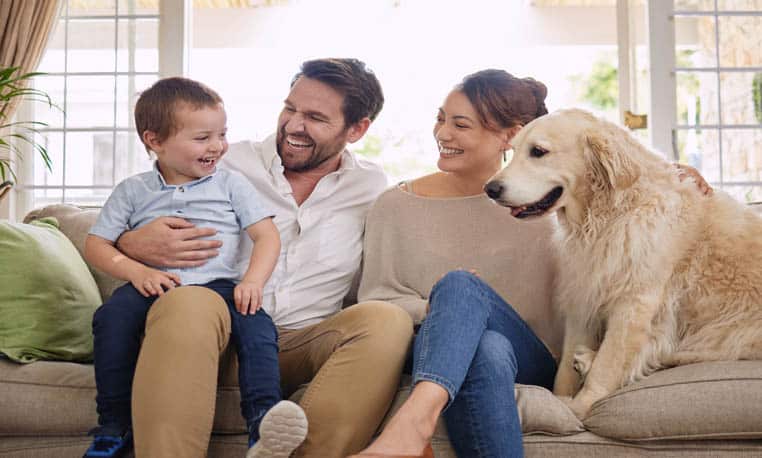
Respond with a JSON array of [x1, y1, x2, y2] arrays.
[[572, 346, 597, 380]]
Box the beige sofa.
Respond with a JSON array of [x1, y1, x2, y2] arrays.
[[3, 204, 762, 457]]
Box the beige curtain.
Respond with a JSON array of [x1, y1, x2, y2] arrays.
[[0, 0, 62, 119]]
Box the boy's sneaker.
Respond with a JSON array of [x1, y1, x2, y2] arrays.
[[246, 400, 308, 458], [82, 428, 133, 458]]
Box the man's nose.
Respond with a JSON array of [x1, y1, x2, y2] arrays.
[[285, 112, 306, 132]]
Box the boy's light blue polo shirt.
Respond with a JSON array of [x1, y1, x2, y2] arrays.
[[89, 162, 274, 286]]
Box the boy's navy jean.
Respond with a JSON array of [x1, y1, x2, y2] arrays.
[[92, 279, 280, 440], [413, 271, 557, 458]]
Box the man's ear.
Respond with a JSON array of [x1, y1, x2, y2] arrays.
[[143, 130, 162, 153], [346, 117, 371, 144]]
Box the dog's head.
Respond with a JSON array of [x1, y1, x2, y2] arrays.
[[485, 108, 642, 220]]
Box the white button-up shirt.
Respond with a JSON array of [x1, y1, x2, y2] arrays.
[[221, 134, 387, 329]]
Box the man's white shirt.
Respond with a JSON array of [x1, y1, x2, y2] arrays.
[[221, 134, 387, 329]]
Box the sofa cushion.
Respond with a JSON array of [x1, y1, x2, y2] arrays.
[[0, 218, 101, 363], [584, 361, 762, 441], [0, 358, 96, 435], [0, 357, 248, 436], [24, 204, 123, 301]]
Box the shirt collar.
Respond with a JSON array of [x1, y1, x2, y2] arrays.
[[152, 161, 216, 189]]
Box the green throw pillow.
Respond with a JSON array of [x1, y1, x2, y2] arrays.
[[0, 217, 101, 363]]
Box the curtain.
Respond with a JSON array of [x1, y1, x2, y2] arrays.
[[0, 0, 62, 119]]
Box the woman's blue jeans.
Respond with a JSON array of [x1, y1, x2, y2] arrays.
[[92, 279, 280, 440], [413, 271, 557, 458]]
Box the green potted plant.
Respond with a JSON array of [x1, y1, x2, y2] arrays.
[[0, 66, 56, 189]]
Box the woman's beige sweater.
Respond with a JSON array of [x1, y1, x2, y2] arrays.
[[358, 185, 563, 357]]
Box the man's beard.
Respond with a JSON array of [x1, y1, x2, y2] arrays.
[[276, 126, 347, 172]]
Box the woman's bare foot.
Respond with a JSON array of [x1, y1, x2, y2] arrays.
[[352, 381, 447, 456]]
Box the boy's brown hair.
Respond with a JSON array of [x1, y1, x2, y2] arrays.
[[134, 77, 223, 153]]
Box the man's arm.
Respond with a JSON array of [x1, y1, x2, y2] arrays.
[[116, 217, 222, 268]]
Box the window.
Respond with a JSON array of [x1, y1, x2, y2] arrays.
[[15, 0, 160, 218], [666, 0, 762, 202], [26, 0, 720, 217], [189, 1, 624, 184]]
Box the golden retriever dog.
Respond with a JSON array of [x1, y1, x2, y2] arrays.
[[484, 108, 762, 419]]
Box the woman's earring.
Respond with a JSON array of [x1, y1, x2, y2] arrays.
[[502, 150, 507, 162]]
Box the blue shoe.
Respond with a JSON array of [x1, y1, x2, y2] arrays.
[[82, 428, 133, 458]]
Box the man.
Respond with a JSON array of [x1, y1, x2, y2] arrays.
[[117, 58, 413, 457]]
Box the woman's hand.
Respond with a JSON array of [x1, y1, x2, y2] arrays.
[[675, 163, 713, 196]]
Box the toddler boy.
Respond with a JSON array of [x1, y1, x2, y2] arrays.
[[82, 77, 307, 458]]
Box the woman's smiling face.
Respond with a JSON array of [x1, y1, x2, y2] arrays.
[[433, 90, 508, 176]]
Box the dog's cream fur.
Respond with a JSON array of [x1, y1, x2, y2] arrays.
[[487, 109, 762, 419]]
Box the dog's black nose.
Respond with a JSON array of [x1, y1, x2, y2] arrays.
[[484, 180, 504, 199]]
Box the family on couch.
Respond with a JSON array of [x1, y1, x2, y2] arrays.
[[78, 57, 710, 458]]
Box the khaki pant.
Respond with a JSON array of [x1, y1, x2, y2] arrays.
[[131, 286, 413, 458]]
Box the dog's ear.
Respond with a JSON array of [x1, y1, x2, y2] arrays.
[[583, 129, 640, 190]]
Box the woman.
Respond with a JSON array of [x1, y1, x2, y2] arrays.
[[354, 69, 709, 457]]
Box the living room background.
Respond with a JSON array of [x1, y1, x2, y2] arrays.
[[3, 0, 762, 221]]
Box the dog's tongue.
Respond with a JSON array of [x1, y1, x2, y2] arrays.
[[510, 206, 525, 217]]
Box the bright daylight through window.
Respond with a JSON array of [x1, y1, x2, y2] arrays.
[[11, 0, 762, 220]]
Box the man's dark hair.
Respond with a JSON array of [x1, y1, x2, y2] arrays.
[[134, 77, 223, 153], [291, 58, 384, 126]]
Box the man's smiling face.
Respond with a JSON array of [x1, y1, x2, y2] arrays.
[[276, 76, 352, 172]]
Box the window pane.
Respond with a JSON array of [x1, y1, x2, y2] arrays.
[[64, 131, 99, 186], [118, 0, 158, 14], [65, 0, 116, 17], [38, 20, 66, 73], [721, 72, 762, 126], [117, 18, 159, 72], [113, 134, 153, 184], [66, 188, 113, 207], [674, 0, 715, 11], [722, 185, 762, 204], [675, 16, 717, 68], [116, 75, 158, 128], [721, 128, 762, 182], [677, 128, 721, 183], [717, 0, 762, 11], [719, 16, 762, 69], [33, 132, 64, 186], [32, 188, 64, 207], [66, 19, 117, 72], [676, 71, 719, 125], [65, 75, 116, 128], [30, 76, 66, 129]]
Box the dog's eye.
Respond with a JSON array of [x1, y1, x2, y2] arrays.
[[530, 146, 549, 158]]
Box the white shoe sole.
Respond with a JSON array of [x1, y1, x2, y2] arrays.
[[246, 400, 308, 458]]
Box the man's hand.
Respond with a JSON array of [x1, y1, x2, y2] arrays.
[[128, 266, 181, 297], [675, 163, 713, 196], [116, 217, 222, 268], [234, 280, 264, 315]]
